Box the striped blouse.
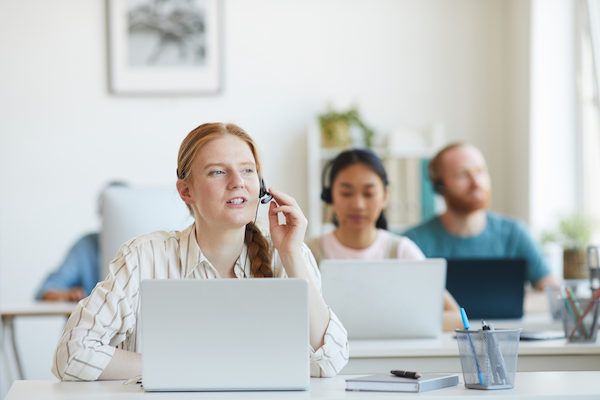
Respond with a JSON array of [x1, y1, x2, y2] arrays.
[[51, 223, 349, 381]]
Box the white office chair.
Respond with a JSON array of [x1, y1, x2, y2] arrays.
[[100, 186, 193, 280]]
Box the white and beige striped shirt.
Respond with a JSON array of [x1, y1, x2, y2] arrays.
[[51, 224, 349, 381]]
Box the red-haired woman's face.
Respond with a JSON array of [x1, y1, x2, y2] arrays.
[[331, 163, 388, 231], [179, 135, 260, 229]]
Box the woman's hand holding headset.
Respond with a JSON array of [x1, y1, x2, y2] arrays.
[[266, 187, 308, 274]]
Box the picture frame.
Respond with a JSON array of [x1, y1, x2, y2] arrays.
[[107, 0, 220, 95]]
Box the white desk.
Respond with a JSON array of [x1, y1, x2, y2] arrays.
[[344, 292, 599, 374], [344, 330, 600, 374], [1, 302, 77, 380], [5, 372, 600, 399]]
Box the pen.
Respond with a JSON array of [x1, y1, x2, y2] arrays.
[[391, 370, 421, 379], [481, 320, 497, 385], [483, 322, 510, 386], [461, 308, 485, 386]]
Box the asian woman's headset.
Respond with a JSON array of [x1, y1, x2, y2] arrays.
[[320, 159, 335, 204]]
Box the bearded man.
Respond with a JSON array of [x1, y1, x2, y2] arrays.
[[404, 143, 560, 290]]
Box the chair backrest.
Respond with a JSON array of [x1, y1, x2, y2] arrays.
[[100, 186, 192, 279]]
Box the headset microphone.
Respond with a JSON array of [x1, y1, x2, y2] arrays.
[[259, 178, 273, 204]]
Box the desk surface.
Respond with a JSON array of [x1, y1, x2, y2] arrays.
[[345, 327, 600, 374], [350, 331, 600, 358], [0, 301, 78, 317], [6, 372, 600, 399]]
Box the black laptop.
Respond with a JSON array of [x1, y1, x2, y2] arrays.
[[446, 258, 527, 319]]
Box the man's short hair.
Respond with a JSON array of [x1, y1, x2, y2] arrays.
[[427, 142, 469, 192]]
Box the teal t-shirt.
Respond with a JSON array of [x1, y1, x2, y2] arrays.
[[403, 211, 550, 287]]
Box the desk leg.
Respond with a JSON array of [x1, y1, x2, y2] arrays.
[[2, 316, 24, 380]]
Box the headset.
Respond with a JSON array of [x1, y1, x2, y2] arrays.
[[320, 159, 335, 204], [427, 163, 445, 194], [259, 177, 273, 204]]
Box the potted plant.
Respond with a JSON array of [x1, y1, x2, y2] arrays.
[[318, 105, 374, 148], [541, 213, 597, 279]]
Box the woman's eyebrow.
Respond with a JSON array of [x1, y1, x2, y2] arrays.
[[203, 163, 227, 171], [202, 161, 256, 170]]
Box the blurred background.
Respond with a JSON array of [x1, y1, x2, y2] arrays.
[[1, 0, 598, 397]]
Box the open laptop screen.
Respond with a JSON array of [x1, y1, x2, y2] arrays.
[[320, 259, 447, 339], [141, 279, 310, 391], [445, 258, 527, 319]]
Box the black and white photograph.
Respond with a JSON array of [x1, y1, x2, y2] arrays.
[[128, 0, 207, 67], [108, 0, 219, 94]]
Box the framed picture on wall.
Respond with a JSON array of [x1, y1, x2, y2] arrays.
[[107, 0, 220, 95]]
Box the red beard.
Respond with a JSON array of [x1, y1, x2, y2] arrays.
[[444, 187, 491, 213]]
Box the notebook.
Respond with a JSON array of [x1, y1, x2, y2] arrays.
[[319, 259, 447, 339], [346, 373, 459, 392], [141, 279, 310, 391], [445, 258, 527, 319]]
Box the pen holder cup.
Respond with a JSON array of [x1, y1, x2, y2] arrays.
[[455, 329, 521, 390], [544, 285, 564, 320], [560, 298, 600, 342]]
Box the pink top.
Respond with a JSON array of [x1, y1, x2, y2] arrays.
[[320, 229, 425, 260]]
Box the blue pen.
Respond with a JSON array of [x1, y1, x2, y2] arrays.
[[461, 308, 485, 386]]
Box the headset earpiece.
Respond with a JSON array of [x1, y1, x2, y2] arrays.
[[427, 162, 445, 194], [321, 159, 335, 204], [321, 188, 332, 204], [259, 178, 273, 204], [433, 181, 445, 194]]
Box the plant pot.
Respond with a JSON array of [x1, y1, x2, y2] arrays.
[[563, 248, 589, 279], [320, 120, 351, 148]]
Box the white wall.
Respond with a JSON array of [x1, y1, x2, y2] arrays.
[[0, 0, 531, 392], [0, 0, 521, 303], [504, 0, 532, 223], [529, 0, 578, 235]]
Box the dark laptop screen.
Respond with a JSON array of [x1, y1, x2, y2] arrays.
[[445, 258, 527, 319]]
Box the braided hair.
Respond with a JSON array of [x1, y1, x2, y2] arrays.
[[245, 222, 273, 277]]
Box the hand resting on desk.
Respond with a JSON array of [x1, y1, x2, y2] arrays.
[[98, 349, 142, 381], [42, 287, 86, 302]]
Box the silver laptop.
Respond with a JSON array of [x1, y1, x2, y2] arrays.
[[320, 259, 446, 339], [141, 279, 310, 391]]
